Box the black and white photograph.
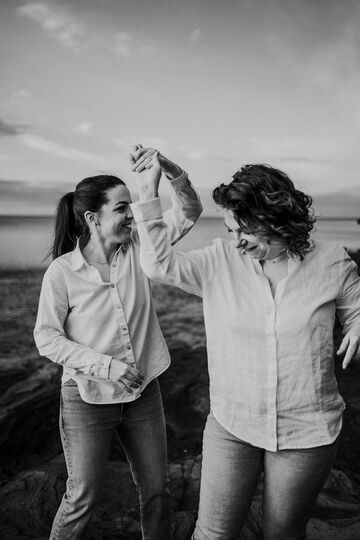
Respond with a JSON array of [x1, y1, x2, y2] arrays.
[[1, 1, 360, 539]]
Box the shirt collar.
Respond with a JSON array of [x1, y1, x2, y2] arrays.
[[71, 240, 130, 271]]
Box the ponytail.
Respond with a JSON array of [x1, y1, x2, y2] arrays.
[[51, 192, 77, 259]]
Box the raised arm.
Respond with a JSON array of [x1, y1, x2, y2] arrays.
[[34, 263, 142, 392], [130, 151, 216, 297], [130, 145, 202, 245]]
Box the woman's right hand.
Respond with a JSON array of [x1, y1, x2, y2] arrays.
[[130, 149, 162, 202], [109, 358, 144, 393]]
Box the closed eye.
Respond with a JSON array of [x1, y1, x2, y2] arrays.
[[114, 204, 128, 213]]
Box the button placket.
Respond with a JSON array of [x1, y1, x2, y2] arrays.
[[109, 279, 135, 365]]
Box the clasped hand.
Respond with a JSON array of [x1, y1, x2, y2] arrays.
[[129, 144, 162, 200], [129, 144, 183, 200], [109, 358, 144, 393]]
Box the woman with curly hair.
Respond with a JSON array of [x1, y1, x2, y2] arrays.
[[130, 152, 360, 540]]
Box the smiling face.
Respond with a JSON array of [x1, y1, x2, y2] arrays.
[[95, 184, 133, 246], [224, 210, 287, 261]]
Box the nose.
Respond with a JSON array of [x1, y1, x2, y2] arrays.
[[126, 207, 133, 220], [233, 233, 248, 249]]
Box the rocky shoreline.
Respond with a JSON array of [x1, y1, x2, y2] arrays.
[[1, 262, 360, 539]]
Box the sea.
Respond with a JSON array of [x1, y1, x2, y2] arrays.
[[0, 215, 359, 269]]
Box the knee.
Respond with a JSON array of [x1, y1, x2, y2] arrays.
[[65, 476, 101, 511]]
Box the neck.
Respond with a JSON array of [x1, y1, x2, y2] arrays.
[[263, 251, 288, 264], [83, 237, 118, 264]]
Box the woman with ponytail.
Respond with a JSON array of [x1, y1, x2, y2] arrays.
[[34, 145, 202, 540], [131, 156, 360, 540]]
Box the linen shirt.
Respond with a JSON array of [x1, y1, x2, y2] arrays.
[[34, 172, 202, 404], [132, 197, 360, 451]]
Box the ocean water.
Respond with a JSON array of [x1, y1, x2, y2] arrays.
[[0, 215, 359, 269]]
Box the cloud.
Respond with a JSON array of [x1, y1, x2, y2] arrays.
[[19, 133, 107, 167], [190, 28, 201, 44], [17, 2, 86, 50], [185, 149, 209, 161], [112, 32, 157, 58], [263, 0, 360, 92], [113, 32, 132, 57], [0, 118, 25, 136], [74, 122, 93, 135]]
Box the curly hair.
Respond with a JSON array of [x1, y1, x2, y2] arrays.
[[212, 164, 316, 260]]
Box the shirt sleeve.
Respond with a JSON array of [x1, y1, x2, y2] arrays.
[[131, 197, 216, 297], [336, 248, 360, 335], [33, 262, 112, 378], [162, 170, 203, 245]]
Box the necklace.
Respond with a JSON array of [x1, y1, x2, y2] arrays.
[[266, 251, 288, 264]]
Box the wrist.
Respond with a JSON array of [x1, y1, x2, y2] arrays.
[[159, 155, 182, 180], [137, 186, 159, 202]]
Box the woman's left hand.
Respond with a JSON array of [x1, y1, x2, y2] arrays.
[[337, 330, 360, 369], [130, 147, 162, 201]]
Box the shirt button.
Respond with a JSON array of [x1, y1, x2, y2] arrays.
[[110, 283, 115, 288]]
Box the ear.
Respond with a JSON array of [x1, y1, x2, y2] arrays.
[[84, 211, 99, 227]]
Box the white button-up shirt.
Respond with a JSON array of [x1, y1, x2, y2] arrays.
[[34, 173, 202, 404], [132, 198, 360, 450]]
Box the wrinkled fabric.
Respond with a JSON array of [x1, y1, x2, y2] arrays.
[[133, 197, 360, 450]]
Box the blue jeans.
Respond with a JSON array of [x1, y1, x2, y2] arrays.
[[193, 412, 338, 540], [50, 378, 170, 540]]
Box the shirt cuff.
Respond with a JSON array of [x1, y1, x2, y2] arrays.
[[131, 198, 163, 223], [167, 169, 188, 187], [96, 355, 113, 379]]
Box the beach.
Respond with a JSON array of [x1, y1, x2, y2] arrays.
[[1, 262, 360, 539]]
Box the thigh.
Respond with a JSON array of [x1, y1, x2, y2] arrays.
[[194, 412, 263, 540], [60, 384, 120, 486], [263, 439, 339, 540], [118, 379, 168, 490]]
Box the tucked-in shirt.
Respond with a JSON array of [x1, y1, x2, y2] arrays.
[[132, 197, 360, 451], [34, 172, 202, 404]]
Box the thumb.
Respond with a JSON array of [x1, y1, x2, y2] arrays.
[[152, 150, 161, 168], [337, 334, 349, 355], [129, 153, 135, 166]]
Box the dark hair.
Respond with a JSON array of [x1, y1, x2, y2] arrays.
[[51, 175, 125, 259], [213, 164, 315, 260]]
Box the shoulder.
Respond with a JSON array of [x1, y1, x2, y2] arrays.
[[306, 240, 346, 262], [43, 252, 73, 282]]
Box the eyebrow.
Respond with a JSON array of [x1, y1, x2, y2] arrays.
[[113, 201, 130, 209]]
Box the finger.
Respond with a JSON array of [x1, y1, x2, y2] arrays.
[[132, 154, 155, 172], [129, 153, 135, 165], [152, 151, 161, 168], [117, 379, 134, 393], [128, 373, 144, 385], [133, 148, 155, 164], [342, 342, 358, 369], [132, 144, 147, 161], [337, 335, 349, 355]]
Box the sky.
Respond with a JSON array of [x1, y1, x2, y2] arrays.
[[0, 0, 360, 214]]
